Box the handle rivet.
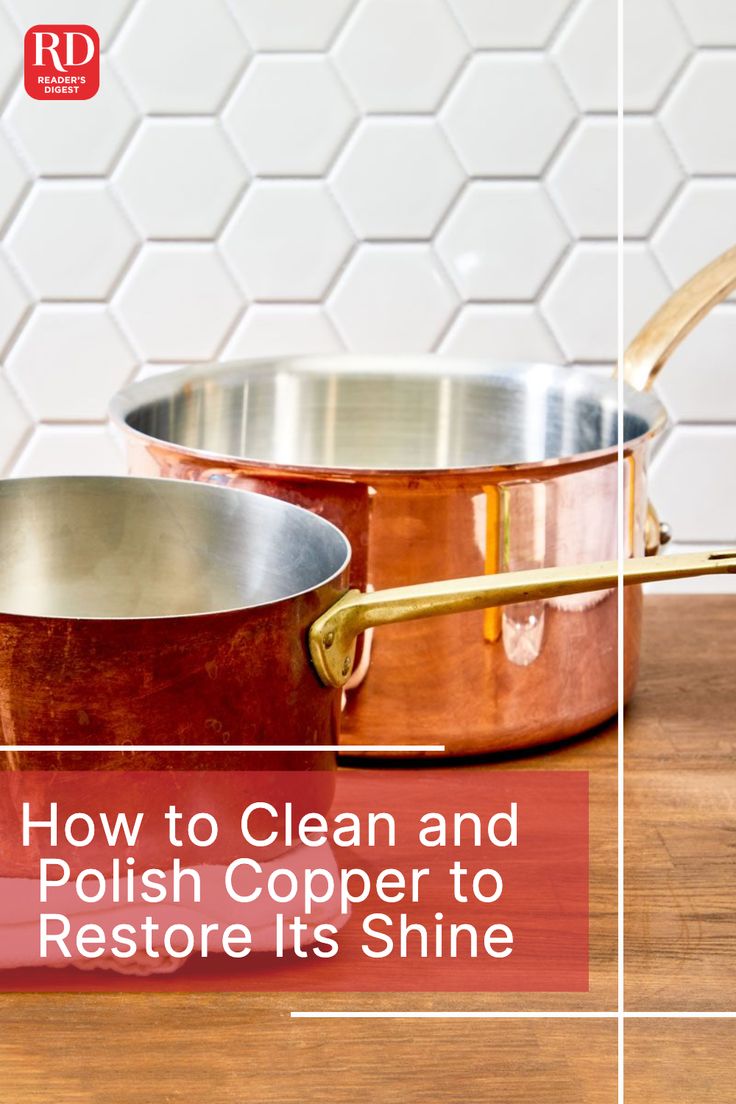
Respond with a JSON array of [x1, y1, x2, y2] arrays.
[[341, 657, 351, 677], [324, 631, 335, 649]]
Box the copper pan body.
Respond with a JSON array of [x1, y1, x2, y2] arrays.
[[0, 477, 349, 772], [113, 359, 663, 757]]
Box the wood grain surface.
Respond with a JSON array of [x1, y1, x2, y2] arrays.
[[1, 996, 617, 1103], [625, 596, 736, 1011], [625, 1019, 736, 1103], [1, 596, 734, 1101]]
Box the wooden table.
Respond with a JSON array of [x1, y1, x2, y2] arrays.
[[625, 596, 736, 1011], [625, 1018, 736, 1103], [1, 597, 733, 1102]]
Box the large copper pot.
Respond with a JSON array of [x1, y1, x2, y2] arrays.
[[111, 248, 736, 756]]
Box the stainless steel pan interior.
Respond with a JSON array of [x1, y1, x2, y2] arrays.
[[0, 476, 350, 620], [112, 358, 666, 474]]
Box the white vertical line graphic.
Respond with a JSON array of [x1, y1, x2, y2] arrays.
[[617, 0, 626, 1095]]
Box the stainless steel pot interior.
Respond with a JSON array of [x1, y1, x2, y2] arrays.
[[0, 477, 350, 620], [112, 357, 667, 472]]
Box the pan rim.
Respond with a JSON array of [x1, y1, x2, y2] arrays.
[[110, 356, 668, 478]]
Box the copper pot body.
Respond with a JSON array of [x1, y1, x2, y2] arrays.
[[0, 477, 349, 772], [1, 598, 344, 772], [115, 361, 659, 757]]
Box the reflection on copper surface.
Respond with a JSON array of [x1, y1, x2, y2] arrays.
[[122, 432, 648, 757]]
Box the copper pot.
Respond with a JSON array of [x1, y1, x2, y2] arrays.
[[110, 247, 736, 757], [0, 477, 347, 771]]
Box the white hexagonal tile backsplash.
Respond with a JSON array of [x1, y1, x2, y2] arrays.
[[333, 0, 468, 112], [670, 0, 736, 47], [448, 0, 571, 48], [224, 56, 356, 176], [328, 243, 459, 351], [5, 59, 137, 175], [114, 243, 243, 359], [114, 118, 247, 238], [4, 0, 133, 46], [553, 0, 617, 112], [436, 182, 569, 300], [6, 305, 136, 420], [6, 182, 138, 300], [0, 0, 733, 589], [440, 54, 575, 176], [227, 0, 355, 51], [331, 118, 463, 239], [112, 0, 249, 113], [0, 127, 29, 233], [661, 53, 736, 174], [548, 117, 617, 238], [221, 180, 354, 300]]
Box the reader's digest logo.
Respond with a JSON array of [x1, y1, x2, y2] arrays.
[[24, 25, 100, 99]]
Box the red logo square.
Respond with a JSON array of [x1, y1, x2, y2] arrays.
[[24, 25, 100, 100]]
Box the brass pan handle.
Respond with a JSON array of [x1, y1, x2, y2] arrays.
[[624, 244, 736, 392], [309, 550, 736, 688]]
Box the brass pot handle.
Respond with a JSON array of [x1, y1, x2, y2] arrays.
[[624, 244, 736, 392], [309, 550, 736, 688]]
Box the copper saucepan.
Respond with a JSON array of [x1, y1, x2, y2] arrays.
[[0, 476, 733, 768], [111, 247, 736, 756]]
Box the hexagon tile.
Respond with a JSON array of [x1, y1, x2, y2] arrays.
[[435, 182, 569, 300], [651, 426, 736, 543], [332, 0, 468, 112], [622, 244, 671, 344], [548, 118, 616, 239], [114, 244, 243, 360], [5, 182, 138, 301], [623, 0, 690, 112], [5, 59, 137, 176], [3, 0, 134, 47], [542, 244, 617, 362], [623, 119, 682, 239], [114, 119, 247, 238], [671, 0, 736, 46], [328, 245, 459, 352], [661, 53, 736, 174], [655, 305, 736, 423], [0, 0, 733, 588], [0, 373, 31, 471], [0, 3, 21, 105], [652, 181, 736, 288], [112, 0, 250, 113], [0, 127, 29, 232], [6, 305, 137, 421], [441, 54, 575, 176], [448, 0, 572, 48], [13, 426, 126, 477], [224, 305, 344, 359], [223, 56, 356, 176], [553, 0, 617, 112], [331, 118, 463, 239], [0, 251, 31, 352], [227, 0, 356, 51], [440, 304, 563, 362], [221, 181, 354, 301]]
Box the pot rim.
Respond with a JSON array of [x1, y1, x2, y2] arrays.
[[0, 475, 352, 624], [110, 356, 668, 480]]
